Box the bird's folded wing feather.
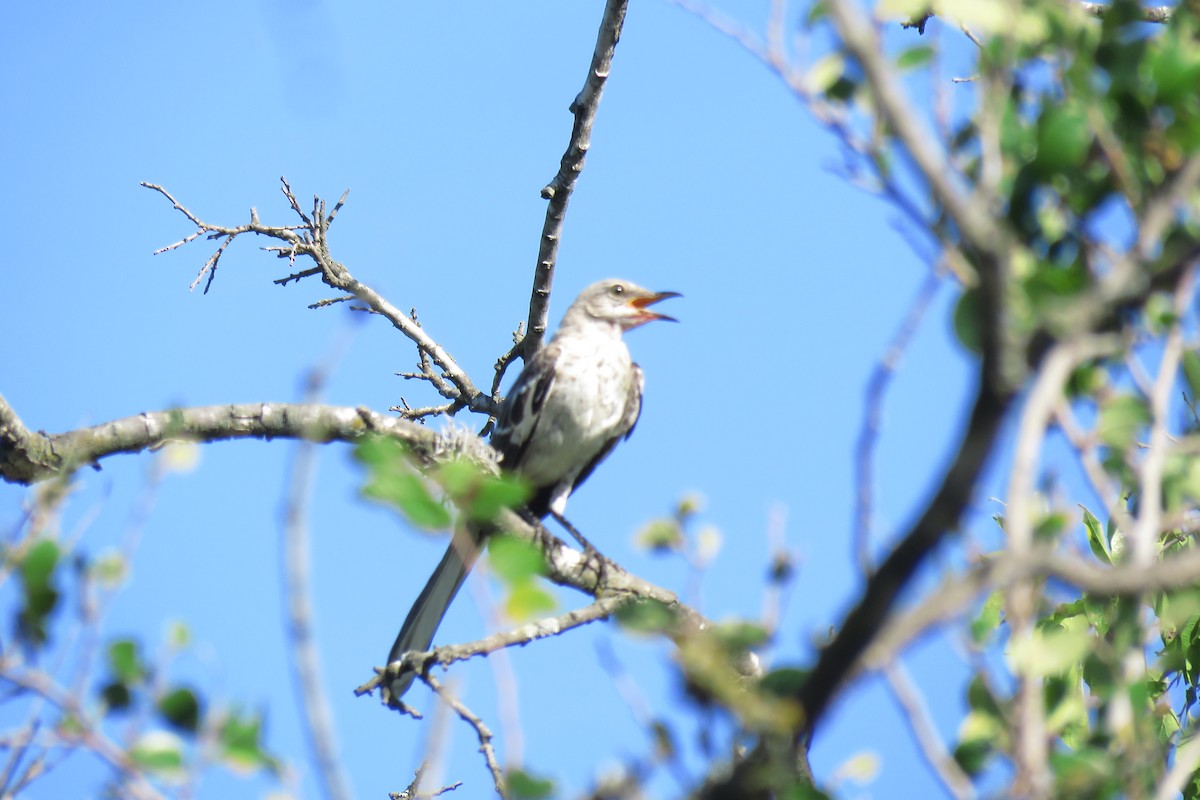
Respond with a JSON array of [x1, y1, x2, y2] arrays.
[[492, 342, 560, 469]]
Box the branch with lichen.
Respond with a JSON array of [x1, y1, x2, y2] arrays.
[[0, 392, 436, 486]]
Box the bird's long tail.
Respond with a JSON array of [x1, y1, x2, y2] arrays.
[[384, 528, 482, 706]]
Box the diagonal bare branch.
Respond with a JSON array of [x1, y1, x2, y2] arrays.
[[143, 179, 492, 416], [521, 0, 630, 356]]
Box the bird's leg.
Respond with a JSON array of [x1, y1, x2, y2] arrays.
[[549, 510, 608, 586]]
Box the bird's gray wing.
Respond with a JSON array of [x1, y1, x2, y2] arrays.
[[566, 362, 644, 497], [491, 343, 559, 470]]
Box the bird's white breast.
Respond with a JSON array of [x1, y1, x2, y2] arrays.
[[515, 328, 633, 491]]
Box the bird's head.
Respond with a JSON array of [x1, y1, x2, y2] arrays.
[[570, 278, 681, 331]]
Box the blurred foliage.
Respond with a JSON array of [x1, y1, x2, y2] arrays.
[[8, 2, 1200, 799], [0, 467, 283, 797]]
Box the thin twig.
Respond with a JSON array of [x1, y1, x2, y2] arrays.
[[1004, 339, 1103, 796], [524, 0, 630, 354], [360, 596, 626, 696], [422, 673, 509, 800], [1131, 267, 1196, 564], [854, 269, 943, 573], [280, 334, 356, 800], [884, 662, 976, 800], [143, 179, 491, 415]]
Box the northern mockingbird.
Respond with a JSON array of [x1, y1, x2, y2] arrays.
[[383, 278, 679, 706]]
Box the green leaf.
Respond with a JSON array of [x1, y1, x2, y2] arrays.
[[1149, 30, 1200, 106], [358, 436, 452, 528], [1097, 394, 1150, 449], [1067, 362, 1106, 397], [107, 639, 146, 684], [130, 731, 185, 778], [468, 475, 530, 521], [1034, 511, 1068, 542], [101, 681, 133, 712], [615, 598, 677, 633], [804, 0, 829, 27], [90, 549, 128, 588], [1034, 102, 1091, 173], [783, 786, 834, 800], [952, 289, 982, 355], [1082, 507, 1111, 564], [435, 458, 479, 496], [506, 768, 555, 799], [635, 518, 683, 552], [1009, 623, 1093, 677], [435, 460, 530, 521], [504, 583, 556, 621], [20, 539, 59, 594], [158, 687, 201, 733], [364, 472, 451, 530], [1144, 292, 1177, 334], [18, 539, 61, 646], [353, 434, 409, 467], [954, 737, 993, 777], [710, 621, 771, 652], [167, 620, 191, 649], [218, 709, 278, 774], [488, 535, 545, 584], [676, 493, 704, 518], [1182, 351, 1200, 400], [758, 667, 808, 697], [805, 53, 845, 94], [966, 675, 1004, 719], [971, 591, 1005, 644], [955, 707, 1003, 775], [896, 45, 934, 70]]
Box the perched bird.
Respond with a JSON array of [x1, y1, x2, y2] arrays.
[[383, 278, 679, 706]]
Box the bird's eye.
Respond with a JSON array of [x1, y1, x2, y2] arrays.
[[610, 284, 624, 297]]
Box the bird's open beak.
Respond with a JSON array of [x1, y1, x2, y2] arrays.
[[629, 291, 682, 323]]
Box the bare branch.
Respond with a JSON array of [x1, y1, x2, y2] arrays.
[[0, 393, 436, 486], [797, 373, 1015, 732], [421, 673, 508, 800], [825, 0, 1016, 269], [1004, 339, 1107, 795], [143, 179, 492, 415], [854, 269, 943, 573], [1155, 729, 1200, 800], [1131, 267, 1196, 563], [524, 0, 629, 354], [863, 546, 1200, 673], [883, 662, 975, 800], [360, 596, 625, 697], [280, 345, 355, 800]]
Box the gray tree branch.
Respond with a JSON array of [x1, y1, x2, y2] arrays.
[[0, 394, 435, 486]]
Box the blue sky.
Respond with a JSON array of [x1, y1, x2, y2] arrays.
[[0, 2, 989, 797]]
